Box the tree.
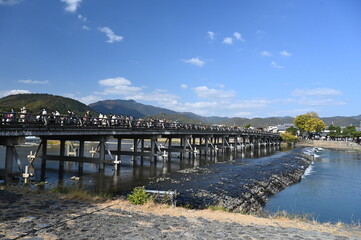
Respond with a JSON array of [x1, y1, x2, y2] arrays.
[[286, 126, 298, 135], [328, 124, 342, 138], [343, 125, 356, 138], [280, 132, 299, 144], [244, 123, 251, 129], [294, 112, 326, 137]]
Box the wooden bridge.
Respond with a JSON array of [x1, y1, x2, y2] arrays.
[[0, 112, 281, 181]]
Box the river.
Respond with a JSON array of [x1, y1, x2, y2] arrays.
[[0, 141, 279, 194], [264, 148, 361, 224]]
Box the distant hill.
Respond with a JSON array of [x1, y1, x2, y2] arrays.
[[0, 93, 97, 116], [321, 116, 361, 127], [89, 99, 177, 118], [88, 99, 361, 127], [3, 95, 357, 127]]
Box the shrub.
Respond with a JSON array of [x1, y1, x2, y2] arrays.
[[127, 186, 151, 205]]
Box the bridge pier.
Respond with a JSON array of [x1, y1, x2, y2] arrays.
[[41, 139, 47, 181], [140, 139, 145, 162], [5, 146, 14, 180], [117, 138, 122, 163], [99, 138, 105, 172], [0, 137, 24, 180], [59, 140, 65, 177], [151, 138, 156, 162], [79, 140, 85, 174]]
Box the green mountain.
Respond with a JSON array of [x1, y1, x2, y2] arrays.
[[89, 99, 177, 118], [321, 116, 361, 127], [88, 99, 361, 127], [0, 93, 97, 116]]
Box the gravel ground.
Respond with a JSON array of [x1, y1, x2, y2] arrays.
[[1, 187, 361, 240]]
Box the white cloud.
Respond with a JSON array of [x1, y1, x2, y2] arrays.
[[293, 88, 342, 97], [78, 14, 87, 22], [183, 57, 205, 67], [280, 50, 292, 57], [193, 86, 235, 99], [233, 32, 245, 41], [95, 77, 179, 106], [0, 89, 31, 98], [271, 61, 284, 69], [18, 79, 48, 84], [207, 31, 215, 40], [97, 77, 141, 95], [180, 84, 188, 89], [60, 0, 82, 13], [291, 88, 345, 107], [0, 0, 21, 5], [77, 95, 102, 104], [99, 27, 123, 43], [82, 25, 90, 30], [261, 51, 272, 57], [222, 37, 233, 45]]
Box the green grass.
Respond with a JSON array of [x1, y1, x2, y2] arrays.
[[208, 205, 229, 212], [51, 184, 113, 202]]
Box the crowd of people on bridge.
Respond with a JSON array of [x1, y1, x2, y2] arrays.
[[0, 107, 267, 133]]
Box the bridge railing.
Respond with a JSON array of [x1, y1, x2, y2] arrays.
[[0, 111, 278, 136]]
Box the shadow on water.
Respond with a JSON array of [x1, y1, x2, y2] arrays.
[[0, 142, 283, 194]]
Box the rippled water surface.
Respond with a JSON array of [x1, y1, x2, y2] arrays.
[[0, 142, 280, 194], [264, 148, 361, 224]]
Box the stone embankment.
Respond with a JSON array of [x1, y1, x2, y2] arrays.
[[147, 148, 313, 213], [297, 140, 361, 151]]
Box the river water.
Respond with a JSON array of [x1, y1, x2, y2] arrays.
[[264, 148, 361, 224], [0, 141, 279, 194]]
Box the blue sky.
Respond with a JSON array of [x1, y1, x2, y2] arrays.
[[1, 0, 360, 118]]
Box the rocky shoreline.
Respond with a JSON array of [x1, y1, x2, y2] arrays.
[[147, 147, 313, 213]]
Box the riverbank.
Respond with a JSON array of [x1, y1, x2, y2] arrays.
[[147, 147, 313, 213], [297, 140, 361, 151], [1, 186, 360, 240]]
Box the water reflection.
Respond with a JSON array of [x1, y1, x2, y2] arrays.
[[0, 142, 280, 194]]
